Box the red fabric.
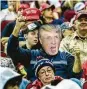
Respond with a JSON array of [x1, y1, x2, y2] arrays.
[[26, 76, 63, 89], [64, 10, 76, 22], [19, 4, 30, 9], [40, 3, 55, 12], [1, 20, 13, 32], [83, 82, 87, 89], [82, 61, 87, 80], [1, 52, 7, 57], [22, 8, 41, 21]]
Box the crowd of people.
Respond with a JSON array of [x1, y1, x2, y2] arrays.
[[1, 0, 87, 89]]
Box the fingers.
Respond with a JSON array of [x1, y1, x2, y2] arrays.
[[73, 45, 80, 55], [15, 14, 26, 29], [16, 14, 25, 22]]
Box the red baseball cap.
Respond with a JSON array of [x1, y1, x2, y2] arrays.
[[18, 4, 30, 11], [22, 8, 41, 21], [40, 3, 55, 12], [75, 12, 87, 20], [64, 10, 76, 22]]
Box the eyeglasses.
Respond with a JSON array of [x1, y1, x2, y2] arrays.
[[39, 68, 53, 76]]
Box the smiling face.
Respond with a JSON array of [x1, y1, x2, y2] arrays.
[[76, 16, 87, 37], [38, 66, 55, 86], [39, 25, 61, 56]]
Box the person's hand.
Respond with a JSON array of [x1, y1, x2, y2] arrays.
[[15, 13, 26, 30], [73, 45, 80, 56], [12, 14, 29, 37], [1, 37, 9, 46], [73, 45, 81, 73]]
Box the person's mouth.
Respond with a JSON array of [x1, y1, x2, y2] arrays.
[[50, 47, 56, 53], [45, 77, 52, 80], [34, 40, 38, 43]]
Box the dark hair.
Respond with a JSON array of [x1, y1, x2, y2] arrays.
[[35, 1, 50, 9], [4, 76, 22, 89]]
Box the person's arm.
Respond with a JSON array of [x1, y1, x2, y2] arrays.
[[66, 52, 82, 79], [73, 46, 82, 73], [7, 15, 31, 67]]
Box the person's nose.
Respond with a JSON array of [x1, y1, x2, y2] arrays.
[[45, 71, 49, 76], [35, 33, 38, 39], [51, 38, 56, 45]]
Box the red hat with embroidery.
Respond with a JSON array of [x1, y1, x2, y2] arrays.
[[40, 3, 55, 12], [18, 3, 30, 11], [22, 8, 41, 21]]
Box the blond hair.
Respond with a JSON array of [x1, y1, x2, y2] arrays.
[[39, 24, 62, 39], [7, 0, 20, 12]]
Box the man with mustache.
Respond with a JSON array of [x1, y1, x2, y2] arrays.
[[7, 14, 82, 81], [60, 11, 87, 64]]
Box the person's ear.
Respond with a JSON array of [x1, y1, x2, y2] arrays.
[[24, 34, 28, 39]]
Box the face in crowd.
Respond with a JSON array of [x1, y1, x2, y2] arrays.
[[8, 0, 19, 12], [38, 66, 55, 86], [39, 25, 62, 56], [43, 8, 53, 18], [24, 29, 38, 48], [76, 15, 87, 37]]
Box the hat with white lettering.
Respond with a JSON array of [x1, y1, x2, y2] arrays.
[[22, 8, 41, 21]]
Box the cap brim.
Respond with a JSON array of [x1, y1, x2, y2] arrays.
[[50, 5, 55, 10], [42, 5, 55, 11], [76, 13, 87, 20]]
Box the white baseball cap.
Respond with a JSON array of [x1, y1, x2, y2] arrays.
[[41, 79, 81, 89], [0, 67, 21, 89], [74, 2, 85, 12]]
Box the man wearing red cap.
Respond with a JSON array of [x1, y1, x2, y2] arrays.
[[60, 11, 87, 64]]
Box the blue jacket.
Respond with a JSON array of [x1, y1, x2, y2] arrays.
[[7, 35, 82, 81]]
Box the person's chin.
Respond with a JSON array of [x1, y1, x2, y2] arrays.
[[49, 51, 57, 56]]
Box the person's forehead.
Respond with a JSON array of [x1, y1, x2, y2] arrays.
[[40, 30, 59, 36], [28, 29, 38, 33], [39, 66, 52, 71]]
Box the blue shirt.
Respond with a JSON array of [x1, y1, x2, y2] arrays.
[[7, 35, 82, 81]]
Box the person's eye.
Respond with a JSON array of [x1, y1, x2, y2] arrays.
[[46, 36, 51, 40], [40, 71, 45, 75], [47, 69, 51, 72], [55, 36, 58, 38], [31, 32, 35, 35]]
